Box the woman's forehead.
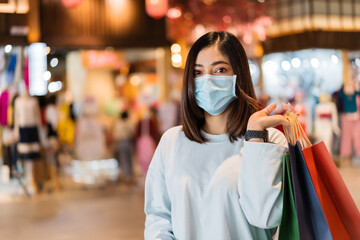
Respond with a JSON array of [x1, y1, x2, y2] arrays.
[[195, 45, 229, 65]]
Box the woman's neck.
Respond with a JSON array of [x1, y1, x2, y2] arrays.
[[203, 112, 228, 135]]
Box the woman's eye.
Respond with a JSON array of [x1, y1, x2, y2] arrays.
[[215, 67, 227, 73], [194, 70, 201, 76]]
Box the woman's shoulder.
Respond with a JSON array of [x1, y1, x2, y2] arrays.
[[155, 126, 184, 158], [161, 125, 184, 141]]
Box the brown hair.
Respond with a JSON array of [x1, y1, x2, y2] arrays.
[[181, 31, 259, 143]]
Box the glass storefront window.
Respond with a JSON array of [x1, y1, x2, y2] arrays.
[[262, 49, 343, 100], [248, 59, 260, 86]]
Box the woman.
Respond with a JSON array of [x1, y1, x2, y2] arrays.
[[144, 31, 290, 240]]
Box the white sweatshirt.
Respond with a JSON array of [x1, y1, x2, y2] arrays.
[[144, 126, 288, 240]]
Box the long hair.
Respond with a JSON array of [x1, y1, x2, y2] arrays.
[[181, 31, 258, 143]]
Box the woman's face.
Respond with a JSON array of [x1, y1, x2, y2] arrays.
[[194, 45, 234, 78]]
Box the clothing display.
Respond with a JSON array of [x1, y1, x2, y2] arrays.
[[45, 104, 59, 138], [136, 114, 159, 174], [157, 100, 181, 133], [18, 126, 41, 159], [113, 118, 134, 141], [340, 112, 360, 157], [7, 54, 17, 85], [145, 126, 287, 240], [57, 104, 75, 146], [75, 117, 106, 161], [23, 57, 29, 90], [14, 94, 42, 160], [314, 99, 340, 154], [339, 89, 360, 113], [113, 117, 135, 178], [116, 139, 133, 178], [339, 88, 360, 158], [0, 90, 9, 126]]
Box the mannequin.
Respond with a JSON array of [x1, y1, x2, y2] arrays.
[[14, 89, 42, 193], [75, 98, 106, 161], [314, 93, 340, 155], [339, 82, 360, 166]]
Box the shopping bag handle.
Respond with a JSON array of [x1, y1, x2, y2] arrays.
[[283, 111, 312, 148]]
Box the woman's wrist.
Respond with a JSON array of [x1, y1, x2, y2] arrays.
[[246, 122, 264, 131]]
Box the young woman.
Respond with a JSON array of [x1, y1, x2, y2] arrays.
[[144, 31, 291, 240]]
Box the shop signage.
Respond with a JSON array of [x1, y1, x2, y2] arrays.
[[10, 26, 29, 36], [0, 0, 28, 13], [62, 0, 83, 8], [81, 50, 127, 70]]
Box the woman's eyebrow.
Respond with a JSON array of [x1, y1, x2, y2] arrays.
[[195, 61, 229, 67], [211, 61, 229, 66]]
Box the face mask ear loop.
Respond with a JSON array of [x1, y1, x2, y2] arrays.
[[232, 75, 237, 97]]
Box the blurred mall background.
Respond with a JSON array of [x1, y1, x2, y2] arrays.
[[0, 0, 360, 239]]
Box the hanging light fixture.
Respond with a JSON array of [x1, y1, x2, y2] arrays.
[[145, 0, 168, 19], [62, 0, 83, 8]]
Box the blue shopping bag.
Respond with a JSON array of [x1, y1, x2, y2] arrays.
[[288, 141, 332, 240]]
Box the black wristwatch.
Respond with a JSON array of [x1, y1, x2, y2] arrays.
[[244, 130, 268, 142]]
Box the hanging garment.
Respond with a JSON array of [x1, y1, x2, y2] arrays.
[[0, 90, 9, 126], [314, 101, 339, 154], [136, 117, 156, 174], [14, 95, 42, 160], [23, 57, 29, 90], [57, 104, 75, 145], [340, 113, 360, 157], [7, 54, 17, 85], [340, 89, 359, 113], [113, 117, 134, 177], [116, 139, 134, 178], [158, 100, 181, 133], [17, 126, 41, 160], [75, 117, 106, 161]]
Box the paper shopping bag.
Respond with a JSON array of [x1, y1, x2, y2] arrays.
[[278, 153, 300, 240], [302, 141, 360, 240], [288, 142, 332, 240]]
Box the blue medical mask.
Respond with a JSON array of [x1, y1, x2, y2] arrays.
[[194, 74, 237, 115]]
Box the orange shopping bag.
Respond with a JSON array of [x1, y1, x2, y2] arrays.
[[303, 142, 360, 240]]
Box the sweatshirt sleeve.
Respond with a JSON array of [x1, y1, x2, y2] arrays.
[[144, 135, 175, 240], [238, 128, 287, 229]]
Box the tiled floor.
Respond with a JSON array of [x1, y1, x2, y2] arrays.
[[0, 183, 145, 240], [0, 167, 358, 240], [339, 166, 360, 209]]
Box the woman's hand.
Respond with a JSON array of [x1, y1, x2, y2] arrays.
[[247, 103, 293, 131]]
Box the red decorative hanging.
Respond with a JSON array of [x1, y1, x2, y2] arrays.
[[62, 0, 83, 8], [167, 1, 272, 46], [146, 0, 168, 19]]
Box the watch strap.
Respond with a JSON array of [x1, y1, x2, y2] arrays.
[[244, 130, 268, 142]]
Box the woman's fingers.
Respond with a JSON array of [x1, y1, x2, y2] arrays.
[[261, 102, 277, 115], [282, 102, 295, 112], [261, 115, 290, 128], [248, 102, 294, 130]]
